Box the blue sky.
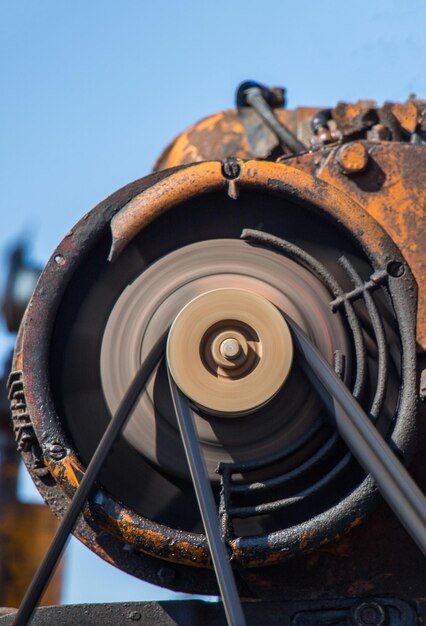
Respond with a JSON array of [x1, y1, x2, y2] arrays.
[[1, 0, 426, 605]]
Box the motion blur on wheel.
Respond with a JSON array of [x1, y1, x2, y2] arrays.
[[3, 82, 426, 625]]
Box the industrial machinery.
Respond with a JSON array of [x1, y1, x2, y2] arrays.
[[2, 82, 426, 624]]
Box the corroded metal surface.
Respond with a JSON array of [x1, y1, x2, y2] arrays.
[[287, 142, 426, 348], [0, 598, 418, 625], [7, 89, 426, 614], [10, 158, 418, 587], [153, 108, 319, 170]]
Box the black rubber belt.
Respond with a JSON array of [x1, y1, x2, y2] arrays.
[[288, 318, 426, 555], [168, 371, 247, 626], [13, 332, 169, 626]]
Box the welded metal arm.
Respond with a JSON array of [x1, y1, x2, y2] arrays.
[[288, 318, 426, 556]]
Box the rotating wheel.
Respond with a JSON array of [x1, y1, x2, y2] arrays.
[[12, 160, 417, 594]]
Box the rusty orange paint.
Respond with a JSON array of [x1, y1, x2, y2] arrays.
[[347, 516, 363, 531], [312, 142, 426, 348], [45, 450, 213, 568], [337, 142, 369, 174], [46, 454, 82, 490], [153, 107, 320, 171], [98, 514, 212, 567], [151, 102, 425, 349], [391, 101, 418, 134], [153, 111, 252, 170], [109, 161, 226, 260], [110, 159, 393, 272], [228, 547, 292, 568]]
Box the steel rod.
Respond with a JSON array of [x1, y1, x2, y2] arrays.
[[13, 332, 168, 626], [288, 319, 426, 555], [168, 371, 246, 626], [245, 86, 306, 154]]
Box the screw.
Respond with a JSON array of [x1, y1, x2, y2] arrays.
[[222, 158, 241, 180], [128, 611, 141, 621], [351, 601, 385, 626], [157, 566, 176, 585], [220, 338, 241, 360], [337, 142, 369, 175], [47, 442, 66, 460]]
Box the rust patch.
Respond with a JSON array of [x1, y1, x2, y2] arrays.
[[391, 101, 418, 134], [109, 161, 226, 260], [46, 455, 82, 490], [299, 529, 317, 550], [337, 142, 369, 174], [310, 142, 426, 348], [332, 101, 378, 135], [153, 107, 321, 171]]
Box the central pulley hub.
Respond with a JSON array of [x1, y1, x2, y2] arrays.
[[167, 288, 294, 415]]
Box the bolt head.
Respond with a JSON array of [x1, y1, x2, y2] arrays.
[[351, 601, 385, 626], [47, 442, 66, 460], [337, 142, 369, 174], [222, 158, 241, 180], [157, 566, 176, 585], [128, 611, 141, 621], [220, 338, 241, 360]]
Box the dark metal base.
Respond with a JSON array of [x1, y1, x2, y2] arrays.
[[0, 598, 419, 625]]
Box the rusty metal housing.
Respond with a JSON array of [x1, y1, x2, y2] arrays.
[[8, 89, 425, 605]]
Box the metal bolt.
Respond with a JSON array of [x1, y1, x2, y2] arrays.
[[157, 566, 176, 585], [222, 158, 241, 180], [337, 142, 369, 175], [128, 611, 141, 621], [351, 601, 385, 626], [47, 442, 66, 460], [220, 338, 241, 360]]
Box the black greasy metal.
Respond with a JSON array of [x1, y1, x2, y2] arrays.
[[0, 598, 418, 625], [168, 375, 246, 626], [337, 256, 388, 420], [311, 108, 333, 134], [12, 334, 168, 626]]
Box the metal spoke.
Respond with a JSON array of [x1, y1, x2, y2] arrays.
[[288, 318, 426, 555], [168, 370, 246, 626], [13, 332, 168, 626]]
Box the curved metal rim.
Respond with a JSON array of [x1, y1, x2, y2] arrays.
[[14, 160, 418, 581]]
